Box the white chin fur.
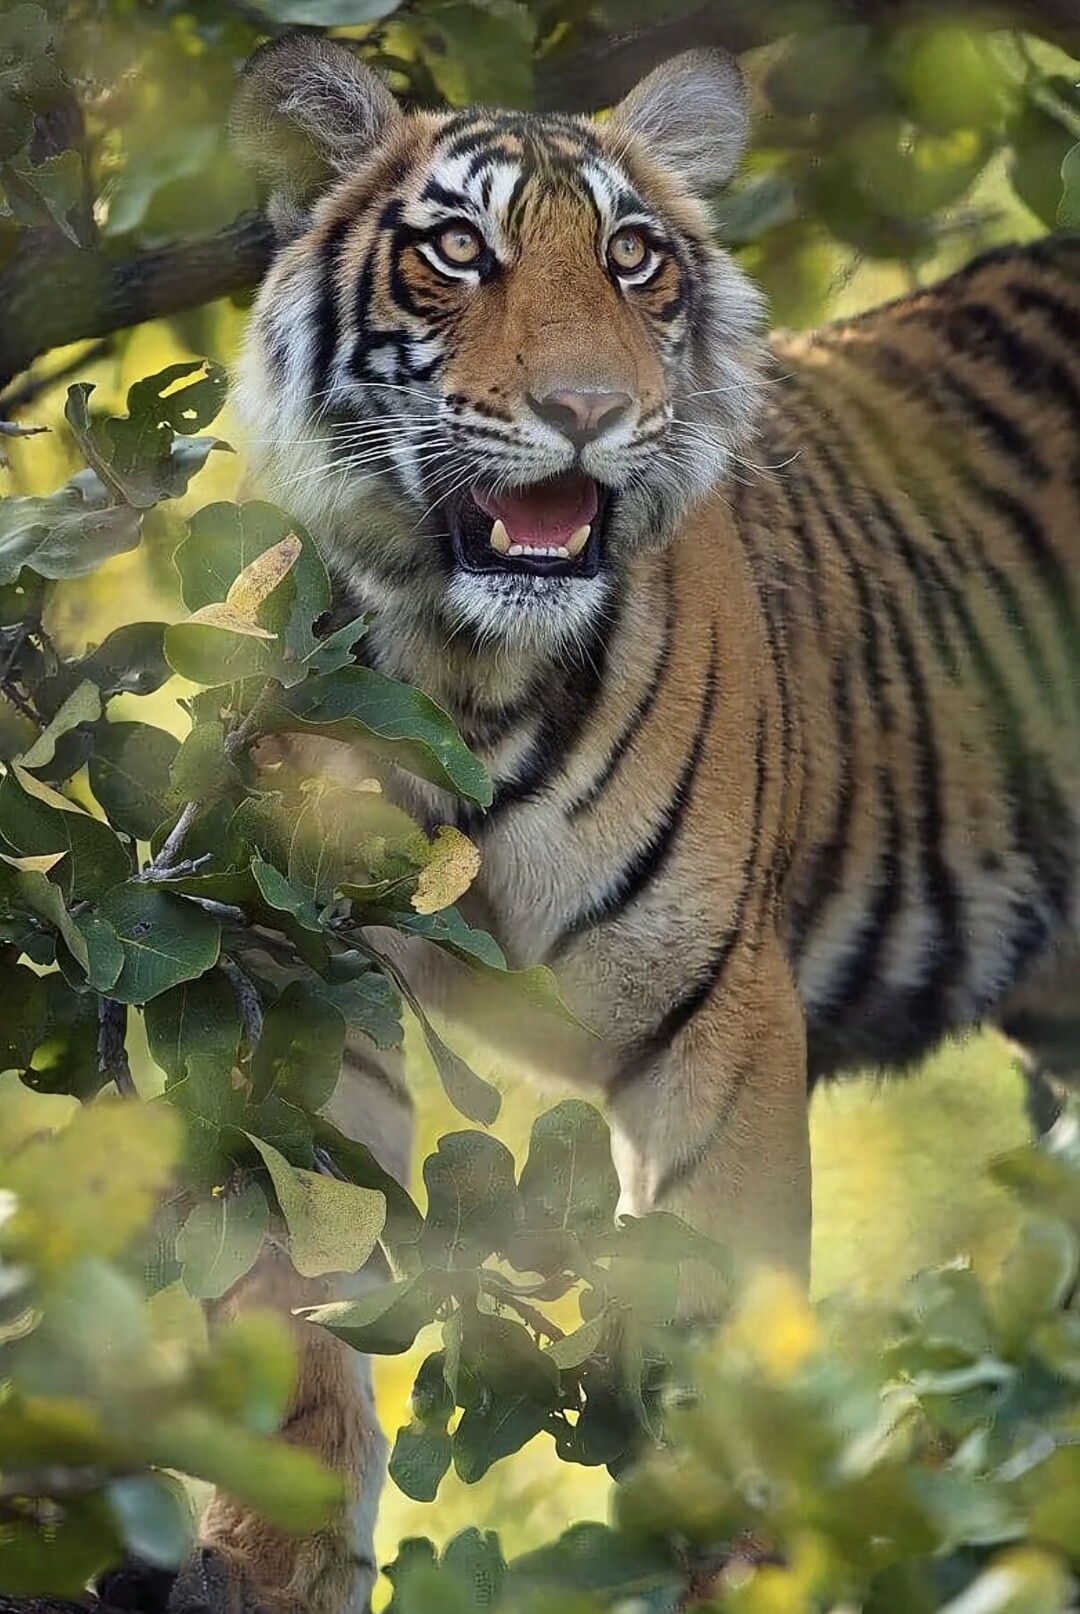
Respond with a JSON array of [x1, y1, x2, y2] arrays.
[[445, 568, 613, 651]]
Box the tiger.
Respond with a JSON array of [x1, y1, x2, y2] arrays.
[[156, 32, 1080, 1614]]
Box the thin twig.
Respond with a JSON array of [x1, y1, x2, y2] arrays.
[[0, 338, 112, 418], [490, 1288, 565, 1343], [97, 998, 136, 1097], [220, 956, 265, 1051], [147, 801, 201, 876]]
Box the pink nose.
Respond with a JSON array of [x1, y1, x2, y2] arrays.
[[527, 388, 633, 445]]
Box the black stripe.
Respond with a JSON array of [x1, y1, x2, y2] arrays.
[[930, 298, 1080, 428], [487, 607, 616, 818], [311, 211, 354, 394], [608, 708, 769, 1098], [1006, 278, 1080, 352], [866, 340, 1049, 486], [568, 557, 675, 816], [786, 652, 855, 961], [553, 630, 719, 953]]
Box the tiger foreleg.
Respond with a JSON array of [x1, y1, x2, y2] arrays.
[[168, 1044, 412, 1614], [607, 936, 811, 1316]]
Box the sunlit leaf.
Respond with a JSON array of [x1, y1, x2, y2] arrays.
[[246, 1133, 385, 1278]]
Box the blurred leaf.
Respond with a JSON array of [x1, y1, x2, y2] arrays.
[[96, 885, 221, 1004], [90, 722, 181, 840], [416, 1007, 502, 1126], [1059, 142, 1080, 227], [509, 1523, 680, 1605], [2, 1100, 181, 1276], [453, 1389, 550, 1484], [419, 0, 535, 108], [10, 864, 123, 990], [167, 721, 241, 806], [247, 1133, 385, 1278], [391, 903, 503, 967], [17, 678, 100, 770], [177, 1181, 269, 1300], [3, 148, 87, 245], [247, 0, 401, 21], [0, 1494, 121, 1596], [107, 1473, 192, 1570], [149, 1407, 341, 1534]]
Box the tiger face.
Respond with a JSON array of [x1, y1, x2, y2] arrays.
[[234, 39, 763, 652]]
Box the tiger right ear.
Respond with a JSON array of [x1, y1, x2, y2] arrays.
[[231, 34, 400, 233]]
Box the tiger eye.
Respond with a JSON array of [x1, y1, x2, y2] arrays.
[[436, 222, 483, 267], [609, 228, 648, 274]]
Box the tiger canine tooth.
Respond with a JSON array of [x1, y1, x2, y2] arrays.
[[566, 525, 591, 558], [489, 519, 511, 554]]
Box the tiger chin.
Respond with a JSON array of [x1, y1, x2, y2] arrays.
[[165, 30, 1080, 1614]]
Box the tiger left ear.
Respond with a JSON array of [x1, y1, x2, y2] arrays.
[[607, 50, 748, 195], [232, 34, 401, 234]]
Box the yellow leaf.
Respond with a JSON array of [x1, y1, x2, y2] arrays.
[[3, 1100, 182, 1277], [411, 824, 480, 915], [225, 533, 303, 619], [246, 1134, 385, 1279], [0, 850, 66, 873], [184, 603, 277, 639], [9, 764, 88, 813], [728, 1269, 819, 1382]]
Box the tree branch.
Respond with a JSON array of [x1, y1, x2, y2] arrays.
[[0, 1, 1076, 388], [0, 213, 275, 392]]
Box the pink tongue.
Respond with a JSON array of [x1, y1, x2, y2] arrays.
[[473, 473, 598, 547]]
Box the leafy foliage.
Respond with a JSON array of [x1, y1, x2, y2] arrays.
[[2, 0, 1080, 1607]]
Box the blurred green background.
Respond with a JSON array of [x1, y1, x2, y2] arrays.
[[2, 0, 1077, 1580]]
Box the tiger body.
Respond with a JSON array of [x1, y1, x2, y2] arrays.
[[173, 37, 1080, 1614]]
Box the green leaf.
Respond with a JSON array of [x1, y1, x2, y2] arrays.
[[308, 1270, 451, 1354], [545, 1313, 608, 1371], [77, 622, 172, 697], [441, 1530, 507, 1609], [251, 981, 345, 1113], [413, 994, 501, 1126], [10, 866, 123, 990], [247, 1133, 385, 1278], [167, 720, 241, 806], [457, 1308, 559, 1401], [247, 0, 400, 20], [0, 472, 141, 585], [304, 613, 369, 675], [4, 148, 88, 244], [421, 1131, 521, 1268], [391, 905, 507, 969], [176, 501, 331, 664], [452, 1390, 550, 1484], [314, 964, 403, 1050], [89, 721, 181, 840], [0, 766, 129, 900], [310, 1114, 422, 1258], [0, 958, 47, 1072], [1059, 142, 1080, 227], [518, 1101, 620, 1244], [262, 666, 491, 806], [250, 855, 322, 932], [95, 885, 221, 1004], [177, 1182, 270, 1300], [420, 0, 535, 109], [993, 1219, 1078, 1356], [145, 969, 243, 1081], [390, 1352, 456, 1502], [18, 678, 101, 770], [107, 1473, 192, 1570], [164, 618, 282, 686], [510, 1523, 680, 1605], [65, 364, 229, 508], [0, 1494, 122, 1596]]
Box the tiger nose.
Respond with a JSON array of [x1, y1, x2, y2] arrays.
[[527, 388, 633, 445]]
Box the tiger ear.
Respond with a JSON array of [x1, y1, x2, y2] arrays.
[[607, 50, 748, 195], [231, 34, 401, 233]]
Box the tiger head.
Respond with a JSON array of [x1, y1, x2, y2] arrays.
[[233, 36, 763, 653]]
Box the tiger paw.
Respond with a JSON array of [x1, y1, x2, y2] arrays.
[[167, 1545, 310, 1614]]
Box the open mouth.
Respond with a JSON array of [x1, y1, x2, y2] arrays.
[[445, 471, 609, 579]]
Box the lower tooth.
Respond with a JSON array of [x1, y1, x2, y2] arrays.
[[508, 544, 524, 557], [555, 547, 570, 559]]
